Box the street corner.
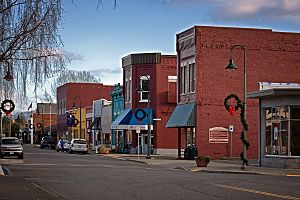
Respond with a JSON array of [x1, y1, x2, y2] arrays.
[[0, 165, 4, 176]]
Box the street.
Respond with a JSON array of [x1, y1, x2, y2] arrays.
[[0, 146, 299, 200]]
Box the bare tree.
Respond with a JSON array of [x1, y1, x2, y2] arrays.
[[50, 69, 101, 101], [0, 0, 65, 104]]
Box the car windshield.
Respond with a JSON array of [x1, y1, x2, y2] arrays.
[[74, 140, 86, 144], [2, 138, 20, 145]]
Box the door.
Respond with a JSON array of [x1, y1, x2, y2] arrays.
[[142, 135, 148, 154], [141, 134, 153, 154]]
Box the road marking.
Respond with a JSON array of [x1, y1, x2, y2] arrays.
[[20, 163, 57, 166], [213, 183, 300, 200], [287, 174, 300, 177]]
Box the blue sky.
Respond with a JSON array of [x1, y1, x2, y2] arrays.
[[60, 0, 300, 85]]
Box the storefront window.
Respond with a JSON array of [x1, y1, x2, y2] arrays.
[[264, 106, 299, 156], [186, 127, 196, 147], [290, 106, 300, 156]]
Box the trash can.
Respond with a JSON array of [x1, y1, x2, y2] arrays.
[[184, 146, 198, 160]]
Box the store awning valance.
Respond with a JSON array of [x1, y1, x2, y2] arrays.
[[111, 109, 132, 130], [165, 102, 196, 128]]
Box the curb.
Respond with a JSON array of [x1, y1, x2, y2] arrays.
[[0, 164, 4, 176]]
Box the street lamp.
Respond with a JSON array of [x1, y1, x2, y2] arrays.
[[72, 96, 82, 139], [225, 44, 247, 170], [136, 75, 151, 159], [37, 106, 44, 136]]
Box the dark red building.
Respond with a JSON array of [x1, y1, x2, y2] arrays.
[[166, 26, 300, 160], [112, 53, 178, 155], [33, 103, 57, 143], [57, 83, 114, 139]]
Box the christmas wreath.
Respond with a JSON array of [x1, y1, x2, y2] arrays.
[[1, 99, 15, 115], [224, 93, 250, 166], [135, 108, 147, 121], [36, 122, 43, 129]]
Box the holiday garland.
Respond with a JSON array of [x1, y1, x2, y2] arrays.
[[224, 94, 250, 166]]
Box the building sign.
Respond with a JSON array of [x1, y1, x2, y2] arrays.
[[209, 127, 228, 143], [111, 124, 153, 131]]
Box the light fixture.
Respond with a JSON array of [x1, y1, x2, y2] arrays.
[[4, 67, 13, 81]]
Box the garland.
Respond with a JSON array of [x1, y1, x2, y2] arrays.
[[224, 94, 250, 166]]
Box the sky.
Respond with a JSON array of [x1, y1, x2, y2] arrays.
[[60, 0, 300, 86]]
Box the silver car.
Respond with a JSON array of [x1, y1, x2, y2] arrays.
[[0, 137, 24, 159], [68, 139, 88, 154]]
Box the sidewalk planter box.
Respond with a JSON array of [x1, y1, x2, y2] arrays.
[[195, 156, 211, 167]]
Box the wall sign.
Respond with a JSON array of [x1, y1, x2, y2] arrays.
[[209, 127, 228, 143]]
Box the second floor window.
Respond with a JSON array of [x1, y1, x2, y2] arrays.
[[140, 76, 150, 102]]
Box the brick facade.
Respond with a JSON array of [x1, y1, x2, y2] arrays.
[[122, 53, 178, 155], [57, 83, 114, 137], [176, 26, 300, 159]]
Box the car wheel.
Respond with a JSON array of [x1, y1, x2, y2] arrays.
[[0, 154, 3, 159], [40, 145, 44, 149], [68, 149, 73, 154], [18, 154, 23, 159]]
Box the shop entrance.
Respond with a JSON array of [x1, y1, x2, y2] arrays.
[[141, 133, 153, 154]]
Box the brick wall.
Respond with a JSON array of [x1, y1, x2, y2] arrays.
[[194, 26, 300, 159]]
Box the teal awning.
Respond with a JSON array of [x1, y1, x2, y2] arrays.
[[165, 102, 196, 128]]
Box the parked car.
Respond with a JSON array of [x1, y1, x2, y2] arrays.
[[68, 139, 88, 154], [0, 137, 24, 159], [56, 139, 70, 152], [40, 136, 56, 149]]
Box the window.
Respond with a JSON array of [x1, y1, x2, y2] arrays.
[[180, 60, 195, 95], [189, 63, 195, 93], [180, 66, 185, 94], [125, 78, 128, 102], [129, 77, 132, 102], [139, 76, 150, 102], [264, 106, 300, 156], [185, 65, 189, 94]]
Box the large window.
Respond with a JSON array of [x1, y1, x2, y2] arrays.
[[189, 63, 195, 93], [139, 76, 150, 102], [264, 106, 300, 156], [180, 60, 195, 95]]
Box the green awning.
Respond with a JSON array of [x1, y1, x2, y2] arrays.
[[165, 102, 196, 128]]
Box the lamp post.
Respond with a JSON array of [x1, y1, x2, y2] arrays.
[[37, 106, 44, 136], [72, 96, 82, 139], [136, 75, 151, 159], [225, 44, 247, 170]]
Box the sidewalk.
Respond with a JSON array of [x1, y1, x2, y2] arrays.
[[101, 154, 300, 177]]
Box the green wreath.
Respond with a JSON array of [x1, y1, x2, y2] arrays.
[[224, 93, 250, 166], [1, 99, 15, 113]]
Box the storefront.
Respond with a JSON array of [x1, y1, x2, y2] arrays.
[[111, 108, 153, 154], [248, 88, 300, 168], [165, 102, 196, 158]]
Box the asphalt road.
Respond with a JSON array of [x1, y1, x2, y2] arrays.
[[1, 145, 299, 200]]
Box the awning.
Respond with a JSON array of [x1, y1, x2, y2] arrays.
[[165, 102, 196, 128], [111, 109, 132, 130], [90, 117, 101, 130], [128, 108, 153, 130]]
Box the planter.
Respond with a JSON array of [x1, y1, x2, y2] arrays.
[[195, 156, 211, 167]]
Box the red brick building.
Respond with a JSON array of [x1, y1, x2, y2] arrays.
[[112, 53, 178, 155], [33, 103, 57, 142], [57, 83, 114, 139], [166, 26, 300, 159]]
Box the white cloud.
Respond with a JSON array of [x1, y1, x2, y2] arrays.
[[159, 0, 300, 23]]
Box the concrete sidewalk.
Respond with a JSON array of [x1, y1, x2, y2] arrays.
[[102, 154, 300, 177]]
